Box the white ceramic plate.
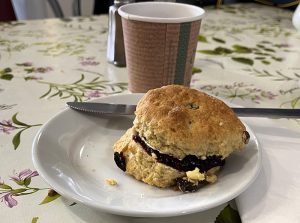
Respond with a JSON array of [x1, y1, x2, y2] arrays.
[[32, 93, 261, 217]]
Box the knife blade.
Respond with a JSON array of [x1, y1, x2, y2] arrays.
[[66, 102, 300, 118]]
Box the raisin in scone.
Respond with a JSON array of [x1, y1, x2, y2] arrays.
[[113, 85, 250, 192]]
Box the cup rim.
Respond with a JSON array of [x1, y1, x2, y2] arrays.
[[118, 2, 205, 23]]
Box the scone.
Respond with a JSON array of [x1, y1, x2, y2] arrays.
[[113, 85, 250, 192]]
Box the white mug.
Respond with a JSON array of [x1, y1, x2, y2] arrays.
[[292, 3, 300, 31]]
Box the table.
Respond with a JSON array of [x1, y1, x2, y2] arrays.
[[1, 3, 299, 223]]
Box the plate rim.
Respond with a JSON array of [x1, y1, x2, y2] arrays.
[[32, 93, 262, 217]]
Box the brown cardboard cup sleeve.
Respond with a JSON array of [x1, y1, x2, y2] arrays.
[[122, 18, 201, 93]]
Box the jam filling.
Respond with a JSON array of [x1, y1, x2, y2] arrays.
[[114, 152, 126, 172], [175, 178, 207, 192], [132, 134, 225, 173]]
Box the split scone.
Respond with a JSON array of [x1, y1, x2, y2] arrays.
[[113, 85, 250, 192]]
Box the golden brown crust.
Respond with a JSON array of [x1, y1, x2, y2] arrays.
[[133, 85, 248, 159]]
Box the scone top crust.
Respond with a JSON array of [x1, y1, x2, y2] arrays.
[[133, 85, 248, 159]]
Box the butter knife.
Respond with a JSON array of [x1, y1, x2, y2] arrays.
[[66, 102, 300, 118]]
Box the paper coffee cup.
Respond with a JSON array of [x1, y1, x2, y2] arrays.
[[119, 2, 205, 93]]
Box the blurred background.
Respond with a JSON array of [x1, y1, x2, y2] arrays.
[[1, 0, 252, 21], [0, 0, 297, 22]]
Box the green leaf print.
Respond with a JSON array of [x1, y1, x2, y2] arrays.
[[0, 74, 13, 80], [31, 217, 39, 223], [39, 194, 61, 204], [215, 47, 233, 54], [271, 57, 283, 62], [197, 40, 285, 67], [24, 177, 32, 187], [231, 57, 254, 65], [291, 97, 300, 108], [39, 87, 52, 99], [261, 60, 270, 65], [256, 44, 265, 49], [38, 74, 127, 101], [198, 82, 277, 104], [215, 205, 241, 223], [232, 44, 252, 53], [254, 57, 266, 60], [192, 67, 202, 74], [198, 50, 221, 55], [0, 184, 12, 189], [0, 67, 14, 80], [0, 38, 28, 54], [12, 129, 24, 150], [198, 35, 208, 43], [263, 48, 275, 52], [11, 188, 27, 194], [40, 190, 61, 205], [212, 37, 226, 43], [245, 69, 299, 81], [12, 113, 30, 127], [0, 104, 16, 111], [281, 96, 300, 109], [198, 47, 232, 55], [0, 113, 42, 150]]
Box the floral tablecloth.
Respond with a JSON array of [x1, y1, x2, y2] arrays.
[[0, 3, 299, 223]]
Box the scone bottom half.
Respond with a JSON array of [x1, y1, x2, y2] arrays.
[[113, 85, 250, 193]]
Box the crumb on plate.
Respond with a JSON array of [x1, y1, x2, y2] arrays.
[[105, 178, 118, 186]]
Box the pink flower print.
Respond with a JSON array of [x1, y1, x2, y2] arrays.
[[79, 57, 100, 66], [81, 61, 100, 66], [16, 62, 33, 67], [0, 120, 16, 134], [0, 169, 58, 208], [87, 90, 103, 99], [0, 192, 18, 208], [10, 169, 38, 185], [0, 179, 17, 208], [191, 79, 200, 84], [21, 62, 33, 67], [252, 95, 262, 104], [200, 85, 216, 91], [261, 91, 277, 100], [35, 67, 53, 73]]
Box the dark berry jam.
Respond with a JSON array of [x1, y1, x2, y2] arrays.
[[114, 152, 126, 171], [176, 178, 206, 192], [243, 130, 250, 144], [132, 134, 225, 172]]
